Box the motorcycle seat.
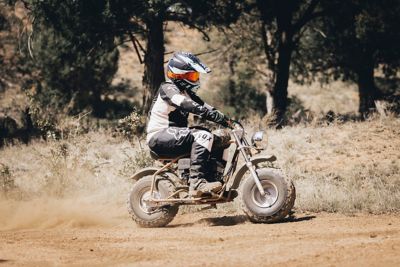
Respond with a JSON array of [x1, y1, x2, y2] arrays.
[[149, 150, 189, 162]]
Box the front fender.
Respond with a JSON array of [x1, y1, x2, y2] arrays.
[[129, 167, 160, 181], [229, 155, 277, 190]]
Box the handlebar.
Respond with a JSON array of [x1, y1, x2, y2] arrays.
[[230, 119, 244, 130]]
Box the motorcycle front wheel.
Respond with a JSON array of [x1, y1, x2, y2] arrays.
[[127, 176, 178, 228], [240, 168, 295, 223]]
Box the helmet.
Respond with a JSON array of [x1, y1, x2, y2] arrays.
[[167, 52, 211, 92]]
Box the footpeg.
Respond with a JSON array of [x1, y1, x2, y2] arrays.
[[201, 204, 217, 211]]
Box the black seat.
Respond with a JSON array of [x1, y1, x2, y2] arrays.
[[149, 150, 189, 162], [149, 150, 176, 161]]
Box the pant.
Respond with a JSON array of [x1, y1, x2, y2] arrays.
[[148, 127, 218, 180]]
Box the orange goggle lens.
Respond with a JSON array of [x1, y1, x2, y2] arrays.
[[167, 71, 200, 82]]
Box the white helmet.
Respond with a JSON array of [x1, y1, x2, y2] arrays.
[[167, 52, 211, 92]]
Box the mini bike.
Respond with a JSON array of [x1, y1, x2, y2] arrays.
[[127, 122, 295, 227]]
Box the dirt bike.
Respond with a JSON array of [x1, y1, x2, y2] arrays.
[[127, 121, 296, 227]]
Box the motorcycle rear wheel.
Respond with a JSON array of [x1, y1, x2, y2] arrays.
[[240, 168, 295, 223], [127, 176, 178, 228]]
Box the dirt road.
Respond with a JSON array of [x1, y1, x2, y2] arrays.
[[0, 211, 399, 267]]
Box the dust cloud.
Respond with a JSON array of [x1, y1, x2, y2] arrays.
[[0, 197, 127, 230]]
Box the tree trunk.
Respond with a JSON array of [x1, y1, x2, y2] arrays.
[[356, 54, 381, 118], [269, 2, 294, 126], [92, 94, 105, 118], [270, 36, 293, 125], [257, 0, 294, 126], [142, 17, 165, 113]]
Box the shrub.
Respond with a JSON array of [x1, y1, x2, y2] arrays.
[[0, 163, 15, 197], [115, 110, 146, 140]]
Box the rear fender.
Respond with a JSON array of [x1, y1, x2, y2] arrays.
[[129, 167, 160, 181], [129, 167, 180, 185], [229, 155, 277, 190]]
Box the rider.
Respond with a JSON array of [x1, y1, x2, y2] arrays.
[[146, 52, 232, 196]]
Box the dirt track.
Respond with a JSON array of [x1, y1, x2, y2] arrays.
[[0, 211, 399, 267]]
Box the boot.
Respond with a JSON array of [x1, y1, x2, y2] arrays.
[[189, 178, 222, 197]]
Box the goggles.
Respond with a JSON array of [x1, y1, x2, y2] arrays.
[[167, 70, 200, 82]]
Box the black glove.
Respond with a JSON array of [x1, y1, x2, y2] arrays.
[[207, 110, 233, 128], [221, 115, 234, 129], [208, 109, 225, 123]]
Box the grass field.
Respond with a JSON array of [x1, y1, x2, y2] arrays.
[[1, 114, 399, 228]]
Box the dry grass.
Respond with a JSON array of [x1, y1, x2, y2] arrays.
[[0, 130, 156, 229], [259, 115, 400, 213], [288, 80, 359, 115], [0, 132, 152, 201], [1, 116, 399, 216]]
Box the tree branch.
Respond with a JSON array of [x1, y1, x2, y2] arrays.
[[163, 49, 219, 63], [129, 31, 143, 64], [292, 0, 322, 33], [260, 22, 274, 68], [195, 48, 219, 56], [165, 11, 211, 42], [164, 11, 191, 22], [189, 24, 210, 41]]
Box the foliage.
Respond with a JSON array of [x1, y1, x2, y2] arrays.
[[119, 148, 154, 178], [2, 0, 399, 127], [294, 0, 400, 83], [0, 2, 24, 92], [293, 0, 400, 115], [20, 0, 123, 117], [115, 110, 146, 139], [136, 0, 243, 112], [220, 62, 266, 118], [205, 13, 268, 117], [18, 0, 244, 117], [250, 0, 332, 123]]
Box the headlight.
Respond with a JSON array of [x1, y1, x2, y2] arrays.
[[252, 131, 264, 142]]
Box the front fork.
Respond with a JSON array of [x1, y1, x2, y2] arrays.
[[232, 130, 266, 196]]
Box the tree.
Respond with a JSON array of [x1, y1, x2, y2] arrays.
[[295, 0, 400, 116], [19, 0, 125, 117], [137, 1, 242, 112], [0, 2, 24, 91], [203, 13, 267, 117], [24, 0, 242, 113], [254, 0, 330, 125]]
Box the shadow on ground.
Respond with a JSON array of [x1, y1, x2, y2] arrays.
[[278, 214, 316, 223], [169, 213, 316, 227], [197, 215, 248, 226]]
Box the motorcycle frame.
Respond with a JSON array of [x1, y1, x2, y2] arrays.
[[132, 125, 277, 206]]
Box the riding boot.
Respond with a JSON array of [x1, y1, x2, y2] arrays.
[[189, 178, 222, 197]]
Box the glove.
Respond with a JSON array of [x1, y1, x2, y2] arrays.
[[220, 116, 234, 129], [208, 109, 225, 124], [208, 110, 233, 128]]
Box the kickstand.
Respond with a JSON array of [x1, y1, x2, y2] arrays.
[[201, 204, 217, 211]]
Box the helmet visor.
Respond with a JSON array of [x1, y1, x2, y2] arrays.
[[167, 71, 200, 82]]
